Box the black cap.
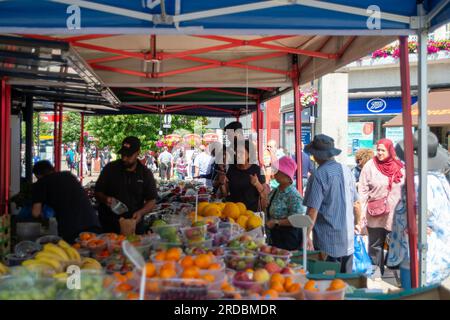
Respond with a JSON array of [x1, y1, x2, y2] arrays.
[[224, 121, 243, 131], [118, 136, 141, 156]]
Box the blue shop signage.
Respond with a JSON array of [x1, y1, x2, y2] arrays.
[[349, 96, 417, 116]]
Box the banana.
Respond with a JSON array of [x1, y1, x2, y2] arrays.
[[81, 262, 102, 270], [35, 251, 66, 262], [43, 243, 70, 261], [0, 262, 9, 274], [63, 246, 81, 262], [53, 272, 68, 281], [35, 256, 63, 272], [22, 259, 53, 271], [82, 257, 99, 264], [57, 240, 71, 249]]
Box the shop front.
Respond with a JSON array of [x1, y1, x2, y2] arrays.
[[347, 96, 418, 162]]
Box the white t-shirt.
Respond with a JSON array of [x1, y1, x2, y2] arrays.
[[194, 152, 213, 176], [158, 151, 173, 164]]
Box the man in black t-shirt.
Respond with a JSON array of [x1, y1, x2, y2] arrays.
[[31, 161, 101, 243], [95, 136, 158, 234]]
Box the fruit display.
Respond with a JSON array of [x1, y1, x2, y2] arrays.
[[266, 273, 303, 299], [303, 279, 348, 300], [20, 239, 104, 277], [0, 276, 59, 300], [194, 201, 263, 232], [58, 271, 116, 300], [224, 250, 257, 271]]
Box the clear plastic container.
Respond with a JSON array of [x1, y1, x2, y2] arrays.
[[0, 276, 58, 300], [197, 194, 211, 203], [151, 223, 181, 241], [36, 235, 62, 246], [160, 278, 209, 300], [256, 250, 292, 269], [224, 250, 257, 271], [181, 225, 208, 242], [232, 278, 265, 294], [57, 270, 115, 300], [111, 198, 129, 215], [14, 240, 41, 258], [184, 234, 213, 250], [132, 237, 153, 260], [153, 239, 183, 251], [203, 216, 220, 234], [86, 238, 108, 254], [303, 280, 347, 300]]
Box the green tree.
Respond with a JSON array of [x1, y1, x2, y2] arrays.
[[86, 114, 206, 153], [62, 112, 82, 144]]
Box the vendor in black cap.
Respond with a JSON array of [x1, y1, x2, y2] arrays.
[[95, 136, 158, 234]]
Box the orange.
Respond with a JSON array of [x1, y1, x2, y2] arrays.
[[125, 271, 134, 280], [222, 203, 240, 220], [181, 266, 200, 279], [114, 272, 127, 283], [270, 273, 285, 285], [166, 247, 182, 261], [222, 283, 235, 292], [126, 292, 139, 300], [194, 254, 212, 269], [116, 283, 133, 292], [284, 277, 293, 290], [145, 263, 156, 278], [236, 202, 247, 215], [180, 256, 195, 269], [159, 268, 176, 279], [146, 281, 160, 293], [270, 281, 285, 293], [233, 293, 242, 299], [245, 268, 254, 273], [328, 279, 346, 291], [262, 289, 279, 299], [201, 273, 216, 283], [304, 280, 319, 292], [287, 283, 301, 293], [208, 263, 222, 271], [160, 262, 176, 271], [155, 251, 166, 261], [72, 243, 81, 249]]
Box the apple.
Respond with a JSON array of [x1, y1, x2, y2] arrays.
[[265, 262, 282, 274], [281, 267, 295, 275], [275, 258, 286, 268], [239, 235, 252, 242], [253, 269, 270, 284], [260, 245, 272, 254], [235, 271, 251, 282]]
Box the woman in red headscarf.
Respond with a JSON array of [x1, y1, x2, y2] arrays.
[[358, 139, 405, 276]]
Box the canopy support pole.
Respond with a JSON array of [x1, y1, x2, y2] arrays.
[[256, 98, 264, 166], [79, 113, 84, 184], [417, 5, 429, 287], [399, 36, 419, 289], [292, 56, 303, 195], [53, 103, 58, 170], [25, 95, 34, 183], [0, 78, 11, 216]]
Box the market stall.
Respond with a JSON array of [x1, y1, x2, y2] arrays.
[[1, 0, 450, 299]]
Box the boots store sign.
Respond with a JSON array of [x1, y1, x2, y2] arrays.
[[366, 98, 387, 113], [348, 97, 417, 116]]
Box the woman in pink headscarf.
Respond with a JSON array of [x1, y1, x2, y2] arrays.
[[358, 139, 405, 276]]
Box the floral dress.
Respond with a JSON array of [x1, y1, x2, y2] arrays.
[[387, 172, 450, 285], [267, 184, 306, 250]]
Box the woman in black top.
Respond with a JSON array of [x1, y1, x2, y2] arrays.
[[217, 140, 268, 211]]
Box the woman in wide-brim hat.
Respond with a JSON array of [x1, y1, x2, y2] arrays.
[[265, 156, 307, 250], [387, 131, 450, 285]]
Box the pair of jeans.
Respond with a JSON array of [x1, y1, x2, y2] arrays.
[[159, 162, 171, 180]]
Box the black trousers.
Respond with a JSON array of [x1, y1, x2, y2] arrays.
[[326, 254, 354, 274], [367, 227, 389, 275], [269, 226, 303, 251]]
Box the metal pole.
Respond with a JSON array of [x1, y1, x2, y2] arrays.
[[417, 4, 429, 287], [1, 78, 11, 216], [25, 95, 33, 182], [256, 98, 263, 166], [80, 113, 84, 184], [57, 104, 63, 172], [399, 36, 419, 289], [37, 112, 40, 160], [53, 103, 58, 168], [292, 57, 303, 194]]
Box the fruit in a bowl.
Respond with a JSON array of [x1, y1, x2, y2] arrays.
[[265, 262, 282, 274], [253, 269, 270, 284], [227, 239, 242, 249], [225, 250, 256, 271], [281, 267, 295, 275]]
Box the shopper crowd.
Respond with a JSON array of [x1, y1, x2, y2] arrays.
[[30, 121, 450, 286]]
